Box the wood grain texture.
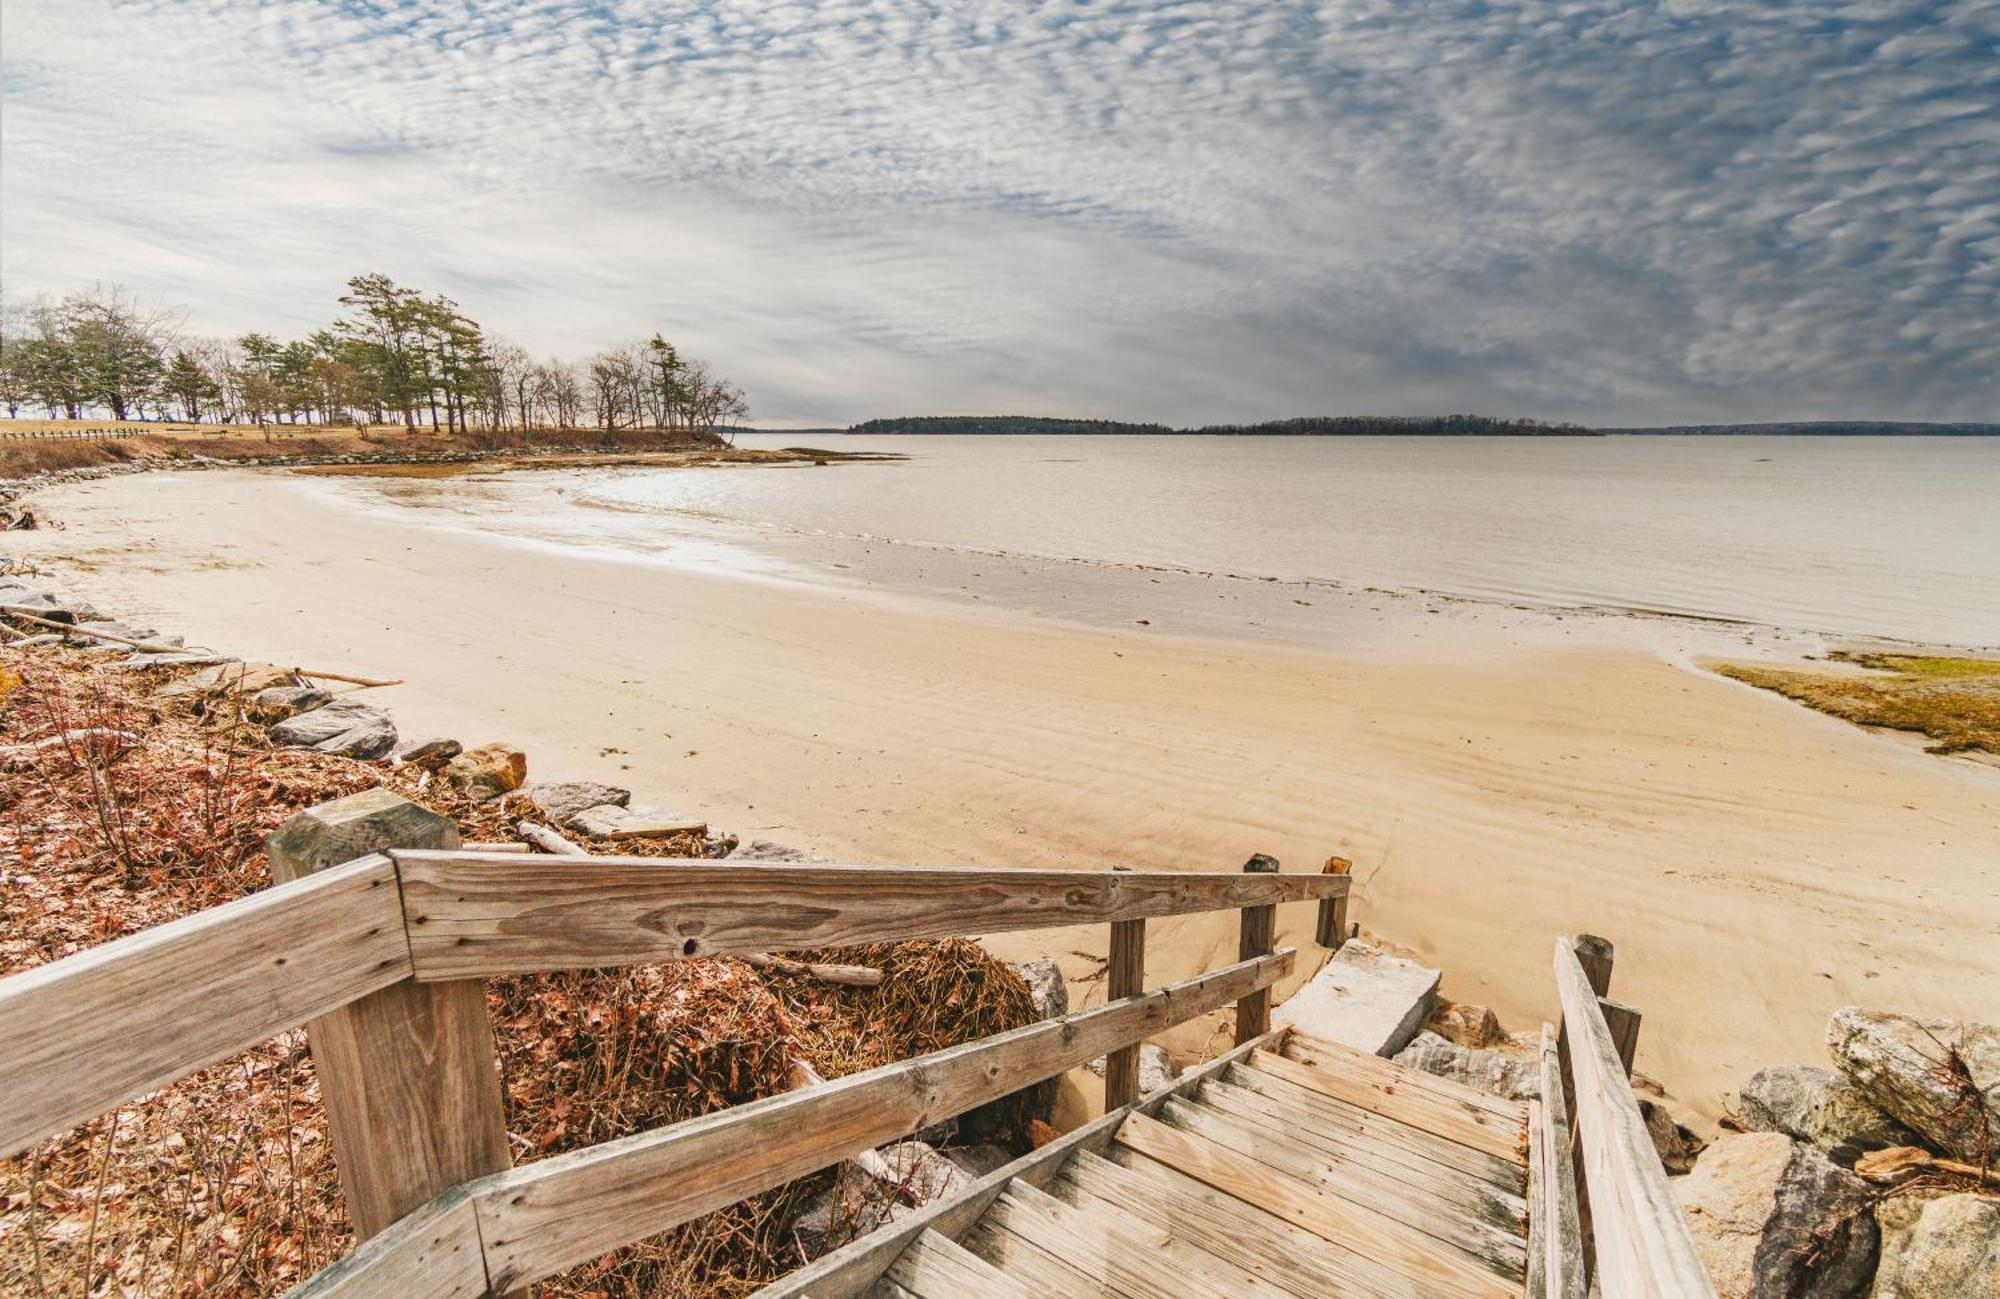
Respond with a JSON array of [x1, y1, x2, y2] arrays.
[[391, 850, 1345, 978], [1235, 854, 1281, 1043], [1551, 939, 1715, 1299], [886, 1230, 1035, 1299], [1102, 917, 1146, 1109], [1248, 1049, 1527, 1163], [988, 1182, 1277, 1299], [1315, 856, 1353, 950], [1283, 1028, 1529, 1122], [284, 1186, 490, 1299], [471, 950, 1294, 1290], [1528, 1025, 1587, 1299], [0, 855, 409, 1157]]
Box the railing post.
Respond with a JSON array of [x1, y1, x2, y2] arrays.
[[1233, 853, 1280, 1044], [1315, 855, 1352, 950], [1557, 932, 1615, 1289], [1103, 916, 1146, 1108], [267, 789, 512, 1241]]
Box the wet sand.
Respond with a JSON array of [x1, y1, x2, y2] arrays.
[[14, 468, 2000, 1119]]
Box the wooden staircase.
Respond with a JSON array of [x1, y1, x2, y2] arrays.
[[826, 1027, 1534, 1299]]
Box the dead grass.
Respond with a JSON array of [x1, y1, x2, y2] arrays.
[[1716, 651, 2000, 755], [0, 645, 1036, 1297]]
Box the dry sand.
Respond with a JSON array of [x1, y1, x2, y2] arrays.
[[14, 468, 2000, 1120]]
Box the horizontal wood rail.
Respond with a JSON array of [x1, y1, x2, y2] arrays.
[[0, 848, 1342, 1159], [390, 849, 1347, 979], [291, 949, 1295, 1297], [0, 854, 408, 1157], [1551, 938, 1715, 1298]]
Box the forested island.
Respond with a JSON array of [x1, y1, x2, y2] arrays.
[[849, 414, 1595, 435]]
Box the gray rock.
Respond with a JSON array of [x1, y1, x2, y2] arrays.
[[395, 737, 461, 770], [250, 686, 333, 723], [1741, 1065, 1917, 1166], [567, 801, 696, 839], [791, 1141, 971, 1254], [1676, 1132, 1879, 1299], [1275, 940, 1440, 1056], [1871, 1192, 2000, 1297], [733, 838, 821, 862], [111, 651, 231, 670], [1394, 1031, 1540, 1101], [1828, 1008, 2000, 1165], [73, 621, 177, 649], [1010, 959, 1068, 1021], [269, 699, 398, 760], [522, 780, 631, 826], [1640, 1097, 1709, 1175], [2, 591, 97, 624], [1087, 1042, 1174, 1094], [1427, 1000, 1507, 1049], [12, 633, 64, 647], [702, 831, 739, 859]]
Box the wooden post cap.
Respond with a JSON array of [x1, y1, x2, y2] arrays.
[[267, 788, 460, 883]]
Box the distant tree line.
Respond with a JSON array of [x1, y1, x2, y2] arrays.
[[0, 277, 747, 438], [850, 414, 1596, 436]]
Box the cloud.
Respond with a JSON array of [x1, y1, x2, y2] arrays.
[[1, 0, 1994, 425]]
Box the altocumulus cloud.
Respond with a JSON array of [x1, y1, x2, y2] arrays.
[[0, 0, 1995, 425]]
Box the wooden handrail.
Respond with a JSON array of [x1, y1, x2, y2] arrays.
[[291, 949, 1296, 1297], [391, 849, 1347, 979], [1551, 938, 1715, 1297], [0, 855, 408, 1158]]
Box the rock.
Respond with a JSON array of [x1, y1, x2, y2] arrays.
[[1741, 1065, 1918, 1166], [1676, 1132, 1879, 1298], [1640, 1097, 1709, 1175], [1274, 940, 1440, 1056], [111, 651, 231, 670], [268, 700, 399, 760], [522, 780, 631, 826], [1871, 1192, 2000, 1297], [73, 621, 177, 649], [395, 737, 462, 770], [441, 743, 527, 800], [791, 1141, 972, 1254], [248, 686, 332, 723], [729, 838, 821, 862], [151, 661, 294, 701], [703, 831, 740, 859], [1828, 1008, 2000, 1166], [1, 591, 97, 623], [567, 801, 702, 839], [1394, 1031, 1540, 1101], [1086, 1043, 1174, 1094], [1010, 959, 1068, 1021], [941, 1143, 1015, 1180], [1427, 1000, 1506, 1049]]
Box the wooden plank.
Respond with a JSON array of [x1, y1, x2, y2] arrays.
[[0, 854, 409, 1157], [1530, 1025, 1587, 1298], [962, 1217, 1120, 1297], [869, 1281, 923, 1299], [1116, 1112, 1518, 1299], [268, 792, 513, 1242], [1249, 1048, 1526, 1163], [1315, 855, 1353, 949], [1224, 1062, 1524, 1189], [470, 950, 1294, 1291], [991, 1181, 1283, 1299], [750, 1029, 1289, 1299], [1067, 1149, 1425, 1299], [1598, 998, 1641, 1079], [1235, 853, 1281, 1043], [1552, 938, 1716, 1299], [285, 1186, 489, 1299], [1193, 1080, 1527, 1229], [1102, 917, 1146, 1108], [1284, 1028, 1530, 1122], [885, 1229, 1035, 1299], [391, 850, 1347, 979], [1158, 1097, 1527, 1277]]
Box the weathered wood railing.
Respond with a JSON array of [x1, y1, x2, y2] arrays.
[[0, 789, 1346, 1297], [1548, 935, 1716, 1299]]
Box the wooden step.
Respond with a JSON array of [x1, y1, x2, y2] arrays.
[[1284, 1028, 1530, 1122], [1158, 1096, 1527, 1276], [1066, 1148, 1429, 1299], [1225, 1062, 1527, 1189], [962, 1213, 1124, 1298], [986, 1181, 1282, 1299], [1115, 1111, 1520, 1299], [1249, 1048, 1527, 1163], [1196, 1077, 1527, 1226], [884, 1228, 1036, 1298]]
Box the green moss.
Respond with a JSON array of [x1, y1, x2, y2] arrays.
[[1717, 656, 2000, 756]]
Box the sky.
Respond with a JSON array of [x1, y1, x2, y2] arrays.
[[1, 1, 1996, 428]]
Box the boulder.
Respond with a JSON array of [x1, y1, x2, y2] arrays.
[[1275, 940, 1440, 1056], [1828, 1009, 2000, 1166], [1676, 1132, 1879, 1298], [1087, 1043, 1174, 1094], [703, 831, 740, 859], [568, 801, 702, 839], [1427, 1000, 1506, 1049], [1394, 1031, 1540, 1101], [791, 1140, 972, 1254], [395, 737, 462, 770], [442, 743, 528, 800], [522, 780, 631, 826], [1010, 959, 1068, 1021], [1640, 1097, 1709, 1175], [1871, 1192, 2000, 1297], [73, 621, 176, 649], [268, 700, 398, 760], [1741, 1065, 1918, 1166], [249, 686, 332, 724]]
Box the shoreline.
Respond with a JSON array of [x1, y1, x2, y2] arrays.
[[11, 466, 2000, 1119]]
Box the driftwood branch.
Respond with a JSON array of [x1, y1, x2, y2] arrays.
[[516, 820, 589, 857], [740, 952, 885, 987]]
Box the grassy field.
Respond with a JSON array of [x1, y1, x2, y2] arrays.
[[1717, 651, 2000, 756]]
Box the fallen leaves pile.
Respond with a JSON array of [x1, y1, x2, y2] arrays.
[[0, 645, 1037, 1296]]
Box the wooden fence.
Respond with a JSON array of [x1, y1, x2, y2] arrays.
[[0, 427, 139, 441], [0, 790, 1348, 1296]]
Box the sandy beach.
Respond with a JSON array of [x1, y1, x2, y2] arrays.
[[15, 466, 2000, 1121]]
